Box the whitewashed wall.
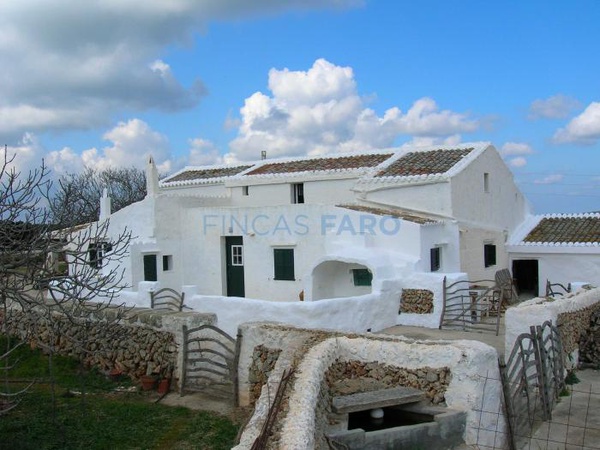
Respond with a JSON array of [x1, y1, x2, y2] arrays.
[[509, 249, 600, 295], [395, 271, 466, 328], [450, 145, 529, 233], [183, 279, 402, 336], [504, 287, 600, 361], [235, 323, 505, 450]]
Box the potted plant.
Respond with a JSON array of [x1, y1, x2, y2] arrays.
[[157, 364, 173, 395], [140, 367, 158, 391]]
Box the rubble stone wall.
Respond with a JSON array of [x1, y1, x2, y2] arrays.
[[1, 302, 216, 380], [557, 301, 600, 355], [400, 288, 434, 314]]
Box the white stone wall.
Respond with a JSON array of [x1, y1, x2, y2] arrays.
[[184, 279, 401, 337], [450, 145, 529, 233], [459, 227, 509, 281], [509, 249, 600, 295], [504, 287, 600, 361], [234, 323, 505, 449], [364, 181, 453, 217]]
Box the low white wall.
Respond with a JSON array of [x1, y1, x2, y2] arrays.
[[504, 287, 600, 361], [234, 323, 505, 449], [185, 280, 401, 337], [395, 272, 466, 328]]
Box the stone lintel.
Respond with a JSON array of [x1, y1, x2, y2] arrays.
[[332, 386, 425, 414]]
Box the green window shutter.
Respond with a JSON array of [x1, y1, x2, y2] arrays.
[[274, 249, 295, 280], [352, 268, 372, 286]]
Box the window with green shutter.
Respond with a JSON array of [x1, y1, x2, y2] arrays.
[[274, 248, 295, 280], [352, 268, 372, 286]]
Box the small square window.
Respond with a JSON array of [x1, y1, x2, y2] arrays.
[[274, 248, 294, 280], [242, 186, 249, 196], [484, 244, 496, 268], [162, 255, 173, 271], [430, 247, 441, 272], [352, 268, 372, 286]]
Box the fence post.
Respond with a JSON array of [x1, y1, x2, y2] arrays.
[[180, 325, 188, 397], [439, 276, 447, 330], [498, 356, 517, 450], [532, 325, 551, 421]]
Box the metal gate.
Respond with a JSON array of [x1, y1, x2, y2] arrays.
[[180, 324, 239, 405], [440, 277, 504, 335], [499, 320, 565, 450]]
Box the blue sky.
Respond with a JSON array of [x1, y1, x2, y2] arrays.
[[2, 1, 599, 214]]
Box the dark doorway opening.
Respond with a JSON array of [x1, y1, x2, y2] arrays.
[[143, 254, 158, 282], [512, 259, 538, 297]]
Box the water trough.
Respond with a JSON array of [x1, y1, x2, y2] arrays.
[[326, 386, 466, 449]]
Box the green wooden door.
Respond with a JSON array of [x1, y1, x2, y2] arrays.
[[225, 236, 245, 297], [143, 254, 158, 281]]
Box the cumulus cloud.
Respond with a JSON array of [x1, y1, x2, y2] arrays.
[[500, 142, 534, 156], [80, 119, 172, 173], [3, 133, 47, 176], [529, 94, 580, 120], [509, 157, 527, 168], [0, 1, 357, 141], [553, 102, 600, 145], [188, 138, 225, 166], [500, 142, 533, 167], [534, 174, 564, 185], [228, 59, 479, 160]]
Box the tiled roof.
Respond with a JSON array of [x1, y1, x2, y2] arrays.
[[337, 204, 438, 225], [523, 215, 600, 244], [375, 148, 474, 178], [245, 154, 392, 176], [163, 165, 252, 183]]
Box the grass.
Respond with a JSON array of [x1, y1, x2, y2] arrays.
[[1, 335, 239, 450]]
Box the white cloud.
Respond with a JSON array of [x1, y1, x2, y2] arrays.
[[188, 138, 224, 166], [0, 1, 357, 140], [81, 119, 172, 172], [3, 133, 46, 176], [553, 102, 600, 145], [534, 174, 564, 185], [500, 142, 534, 156], [228, 59, 479, 160], [529, 94, 580, 120], [509, 157, 527, 168]]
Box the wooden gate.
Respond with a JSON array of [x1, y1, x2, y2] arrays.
[[180, 324, 239, 405]]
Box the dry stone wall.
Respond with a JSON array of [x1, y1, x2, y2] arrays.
[[248, 345, 282, 405], [1, 302, 215, 381], [577, 307, 600, 365], [399, 288, 434, 314], [557, 301, 600, 355]]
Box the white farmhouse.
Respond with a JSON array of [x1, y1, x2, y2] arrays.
[[88, 142, 530, 333], [508, 213, 600, 297]]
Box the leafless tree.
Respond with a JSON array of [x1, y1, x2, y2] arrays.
[[50, 166, 146, 227], [1, 147, 133, 417]]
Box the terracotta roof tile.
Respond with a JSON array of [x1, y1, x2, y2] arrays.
[[337, 204, 437, 225], [245, 154, 392, 176], [524, 216, 600, 244], [375, 148, 473, 177], [164, 165, 253, 183]]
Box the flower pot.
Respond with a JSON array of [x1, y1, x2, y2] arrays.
[[157, 377, 171, 395], [109, 368, 123, 382], [140, 375, 157, 391]]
